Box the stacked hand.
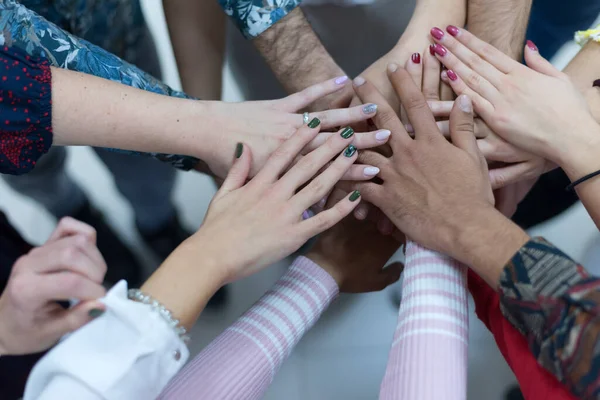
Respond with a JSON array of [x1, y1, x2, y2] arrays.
[[0, 218, 107, 355], [427, 26, 600, 180], [204, 77, 391, 179]]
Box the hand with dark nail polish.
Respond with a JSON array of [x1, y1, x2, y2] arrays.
[[0, 217, 107, 355]]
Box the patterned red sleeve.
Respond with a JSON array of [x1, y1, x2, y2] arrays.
[[0, 46, 52, 175]]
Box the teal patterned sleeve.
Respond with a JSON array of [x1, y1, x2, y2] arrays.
[[0, 0, 199, 170], [219, 0, 302, 38]]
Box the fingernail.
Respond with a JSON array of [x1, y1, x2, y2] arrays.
[[411, 53, 421, 64], [458, 94, 472, 112], [594, 79, 600, 88], [433, 44, 447, 57], [441, 70, 449, 81], [341, 127, 354, 139], [235, 143, 243, 158], [447, 69, 458, 81], [388, 63, 398, 72], [431, 27, 444, 40], [308, 117, 321, 129], [302, 210, 312, 220], [88, 308, 104, 318], [362, 104, 377, 114], [375, 129, 391, 141], [429, 44, 436, 56], [334, 75, 349, 85], [344, 144, 357, 157], [353, 76, 365, 86], [447, 25, 460, 37], [405, 124, 414, 133], [526, 40, 538, 52], [317, 197, 327, 208], [363, 166, 380, 176], [349, 190, 361, 202]]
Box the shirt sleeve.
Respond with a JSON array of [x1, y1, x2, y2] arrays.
[[0, 46, 52, 175], [158, 256, 339, 400], [218, 0, 302, 39], [499, 237, 600, 399], [468, 270, 576, 400], [0, 0, 199, 171], [23, 281, 189, 400], [379, 242, 469, 400]]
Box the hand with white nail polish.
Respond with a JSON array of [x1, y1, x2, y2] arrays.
[[0, 218, 107, 356]]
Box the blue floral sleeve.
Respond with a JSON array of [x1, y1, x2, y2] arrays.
[[219, 0, 302, 39], [0, 0, 199, 170]]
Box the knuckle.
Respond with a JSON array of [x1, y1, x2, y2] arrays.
[[479, 43, 496, 61], [307, 178, 326, 195], [58, 273, 84, 293], [9, 274, 30, 301], [403, 95, 428, 112], [455, 120, 474, 134], [465, 72, 483, 88], [376, 108, 399, 127]]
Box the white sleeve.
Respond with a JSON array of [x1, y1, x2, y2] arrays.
[[24, 281, 189, 400]]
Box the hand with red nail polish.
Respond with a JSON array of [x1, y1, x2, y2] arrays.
[[0, 218, 107, 356], [427, 27, 600, 182]]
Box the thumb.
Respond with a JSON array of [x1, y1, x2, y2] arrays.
[[219, 143, 252, 195], [47, 300, 106, 338], [450, 95, 479, 158], [372, 261, 404, 291], [524, 40, 563, 78]]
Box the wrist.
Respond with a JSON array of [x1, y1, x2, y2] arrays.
[[446, 205, 530, 288], [555, 121, 600, 181], [304, 251, 343, 288]]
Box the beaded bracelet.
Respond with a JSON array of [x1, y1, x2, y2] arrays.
[[575, 26, 600, 46], [128, 289, 191, 344]]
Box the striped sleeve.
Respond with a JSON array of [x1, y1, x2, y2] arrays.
[[499, 237, 600, 399], [159, 256, 339, 400], [380, 241, 469, 400]]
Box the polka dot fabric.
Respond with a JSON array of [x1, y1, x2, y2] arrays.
[[0, 46, 52, 175]]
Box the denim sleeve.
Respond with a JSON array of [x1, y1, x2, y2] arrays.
[[219, 0, 302, 39], [0, 0, 198, 170]]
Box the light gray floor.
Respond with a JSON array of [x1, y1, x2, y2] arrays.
[[1, 3, 599, 399]]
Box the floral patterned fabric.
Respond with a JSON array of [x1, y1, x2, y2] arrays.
[[0, 0, 199, 170], [218, 0, 302, 38]]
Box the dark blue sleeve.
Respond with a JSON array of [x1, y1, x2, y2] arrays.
[[0, 46, 52, 175]]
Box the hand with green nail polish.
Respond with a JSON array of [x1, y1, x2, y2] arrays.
[[187, 124, 364, 284], [0, 218, 107, 355]]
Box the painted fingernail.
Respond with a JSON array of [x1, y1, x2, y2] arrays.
[[235, 143, 243, 158], [458, 94, 472, 112], [302, 210, 312, 220], [88, 308, 104, 318], [411, 53, 421, 64], [447, 69, 458, 81], [526, 40, 538, 52], [388, 63, 398, 72], [334, 75, 349, 85], [349, 190, 361, 202], [446, 25, 460, 36], [431, 27, 444, 40], [354, 76, 365, 86], [429, 44, 436, 56], [375, 129, 391, 141], [433, 44, 447, 57], [594, 79, 600, 88], [308, 117, 321, 128], [363, 166, 380, 176], [317, 197, 327, 208], [405, 124, 414, 133], [344, 144, 357, 157], [341, 127, 354, 139], [363, 104, 378, 114]]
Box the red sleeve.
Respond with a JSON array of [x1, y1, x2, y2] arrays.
[[467, 270, 576, 400]]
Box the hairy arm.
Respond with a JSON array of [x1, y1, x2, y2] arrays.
[[163, 0, 225, 99], [467, 0, 533, 59]]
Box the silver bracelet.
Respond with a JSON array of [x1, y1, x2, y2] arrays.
[[127, 289, 191, 344]]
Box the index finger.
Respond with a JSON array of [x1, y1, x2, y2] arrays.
[[47, 217, 96, 244], [352, 76, 411, 152], [387, 66, 440, 141]]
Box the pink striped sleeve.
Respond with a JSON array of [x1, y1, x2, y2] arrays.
[[379, 241, 469, 400], [158, 256, 339, 400]]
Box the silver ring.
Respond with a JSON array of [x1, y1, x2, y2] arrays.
[[303, 112, 310, 125]]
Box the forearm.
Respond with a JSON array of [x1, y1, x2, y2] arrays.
[[252, 8, 344, 96], [564, 41, 600, 122], [498, 237, 600, 399], [159, 257, 338, 400], [51, 67, 216, 166], [380, 242, 468, 400], [163, 0, 225, 99], [467, 0, 533, 59]]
